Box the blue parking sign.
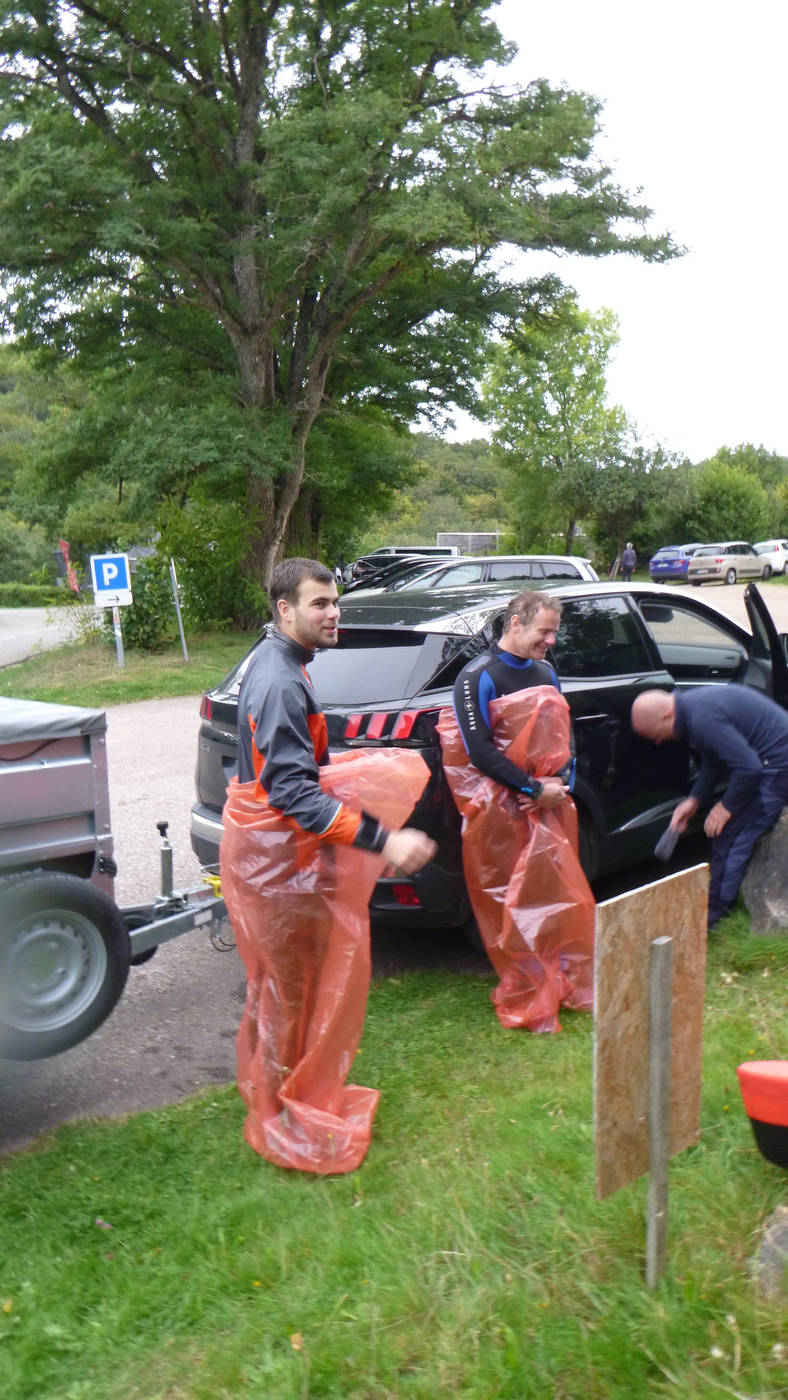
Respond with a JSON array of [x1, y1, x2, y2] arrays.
[[90, 553, 133, 607]]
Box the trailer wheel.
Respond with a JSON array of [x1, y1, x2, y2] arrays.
[[0, 872, 130, 1060]]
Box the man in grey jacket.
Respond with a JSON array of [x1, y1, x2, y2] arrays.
[[237, 558, 435, 869]]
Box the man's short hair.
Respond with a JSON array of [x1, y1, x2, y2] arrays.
[[502, 590, 563, 631], [269, 558, 333, 608]]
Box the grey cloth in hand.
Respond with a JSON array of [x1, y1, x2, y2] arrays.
[[654, 822, 680, 861]]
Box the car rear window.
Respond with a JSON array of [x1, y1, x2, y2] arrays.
[[534, 560, 583, 580], [308, 630, 428, 703]]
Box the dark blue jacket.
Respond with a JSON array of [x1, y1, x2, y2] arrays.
[[675, 685, 788, 814]]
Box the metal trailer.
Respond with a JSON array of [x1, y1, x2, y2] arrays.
[[0, 696, 227, 1060]]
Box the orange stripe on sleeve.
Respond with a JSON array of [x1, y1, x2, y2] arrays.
[[321, 805, 362, 846]]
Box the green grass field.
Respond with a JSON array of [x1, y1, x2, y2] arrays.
[[2, 633, 787, 1398], [0, 631, 250, 706], [1, 924, 786, 1400]]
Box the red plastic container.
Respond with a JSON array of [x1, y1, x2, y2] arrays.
[[736, 1061, 788, 1168]]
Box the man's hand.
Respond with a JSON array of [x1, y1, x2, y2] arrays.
[[671, 796, 699, 833], [704, 801, 732, 839], [381, 828, 437, 874], [516, 777, 568, 812]]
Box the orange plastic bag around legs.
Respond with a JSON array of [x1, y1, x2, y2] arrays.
[[438, 689, 595, 1033], [220, 749, 429, 1174]]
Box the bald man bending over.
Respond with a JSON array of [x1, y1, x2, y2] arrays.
[[632, 685, 788, 928]]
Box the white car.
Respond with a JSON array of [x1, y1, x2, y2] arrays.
[[753, 539, 788, 577], [348, 554, 599, 596]]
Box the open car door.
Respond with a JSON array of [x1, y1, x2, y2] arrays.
[[743, 583, 788, 707]]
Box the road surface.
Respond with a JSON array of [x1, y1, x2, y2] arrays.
[[0, 606, 77, 670]]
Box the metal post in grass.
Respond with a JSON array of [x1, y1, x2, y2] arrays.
[[646, 935, 673, 1290], [169, 558, 189, 663], [111, 605, 125, 669]]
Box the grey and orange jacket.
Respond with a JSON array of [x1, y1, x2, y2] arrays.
[[236, 628, 388, 852]]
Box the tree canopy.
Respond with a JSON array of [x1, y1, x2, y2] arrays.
[[0, 0, 677, 590]]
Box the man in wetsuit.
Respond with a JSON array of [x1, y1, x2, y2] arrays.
[[453, 590, 570, 809], [632, 685, 788, 928]]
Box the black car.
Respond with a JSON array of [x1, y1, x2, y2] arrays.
[[191, 581, 787, 937]]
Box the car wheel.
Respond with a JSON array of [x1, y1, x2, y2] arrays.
[[762, 564, 772, 580], [0, 872, 131, 1060], [691, 580, 701, 586], [724, 568, 737, 585]]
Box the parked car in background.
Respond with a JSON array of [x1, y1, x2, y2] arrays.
[[349, 544, 460, 582], [191, 581, 787, 940], [648, 543, 703, 583], [753, 539, 788, 577], [687, 542, 770, 585], [348, 554, 599, 597], [342, 556, 443, 595]]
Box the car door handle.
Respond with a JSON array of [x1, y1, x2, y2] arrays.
[[575, 713, 619, 730]]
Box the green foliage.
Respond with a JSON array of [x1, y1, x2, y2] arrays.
[[105, 557, 173, 652], [688, 460, 771, 543], [0, 1, 678, 585], [0, 581, 63, 606], [157, 496, 268, 632], [0, 507, 53, 582], [700, 443, 788, 490], [483, 285, 638, 552], [357, 432, 508, 553]]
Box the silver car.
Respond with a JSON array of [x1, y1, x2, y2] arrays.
[[349, 553, 599, 597], [687, 541, 769, 586]]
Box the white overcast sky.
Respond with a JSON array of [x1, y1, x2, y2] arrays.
[[446, 0, 788, 462]]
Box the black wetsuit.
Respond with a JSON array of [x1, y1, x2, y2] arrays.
[[452, 643, 563, 795]]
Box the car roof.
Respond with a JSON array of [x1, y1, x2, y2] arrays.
[[338, 578, 751, 637]]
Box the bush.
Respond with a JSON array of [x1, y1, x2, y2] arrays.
[[105, 557, 174, 651], [157, 498, 268, 630], [0, 582, 64, 606]]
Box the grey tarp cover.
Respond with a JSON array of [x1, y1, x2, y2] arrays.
[[0, 696, 106, 744]]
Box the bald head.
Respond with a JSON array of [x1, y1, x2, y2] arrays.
[[631, 690, 677, 744]]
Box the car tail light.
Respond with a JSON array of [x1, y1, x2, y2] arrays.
[[391, 709, 421, 739], [366, 711, 391, 740], [392, 883, 421, 907], [342, 706, 444, 745], [200, 694, 213, 720]]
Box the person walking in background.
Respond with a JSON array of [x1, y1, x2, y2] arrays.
[[620, 541, 637, 582], [631, 685, 788, 929]]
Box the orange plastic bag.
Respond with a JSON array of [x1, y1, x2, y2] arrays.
[[438, 687, 595, 1033], [220, 747, 429, 1174]]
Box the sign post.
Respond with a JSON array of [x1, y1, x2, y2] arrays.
[[90, 553, 133, 670]]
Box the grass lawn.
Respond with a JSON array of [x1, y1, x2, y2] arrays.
[[1, 919, 786, 1400], [0, 631, 251, 707]]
